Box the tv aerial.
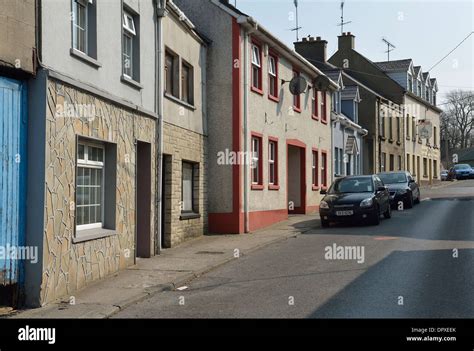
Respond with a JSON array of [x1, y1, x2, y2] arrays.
[[290, 0, 302, 41], [336, 0, 352, 34], [382, 37, 396, 61]]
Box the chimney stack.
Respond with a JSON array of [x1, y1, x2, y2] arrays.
[[338, 32, 355, 51], [294, 36, 328, 64]]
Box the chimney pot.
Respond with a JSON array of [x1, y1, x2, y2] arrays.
[[309, 36, 315, 42], [316, 36, 321, 41], [302, 37, 307, 42]]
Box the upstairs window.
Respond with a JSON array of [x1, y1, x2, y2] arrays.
[[321, 91, 327, 123], [251, 43, 262, 92], [268, 55, 278, 100], [122, 10, 140, 82], [312, 88, 319, 119], [72, 0, 97, 58], [181, 61, 194, 105], [165, 50, 179, 98]]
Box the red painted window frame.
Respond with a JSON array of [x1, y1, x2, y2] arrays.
[[250, 39, 263, 95], [312, 88, 319, 120], [321, 150, 328, 189], [268, 52, 279, 102], [321, 91, 328, 124], [251, 132, 264, 190], [292, 69, 301, 113], [312, 148, 319, 190], [268, 136, 279, 190]]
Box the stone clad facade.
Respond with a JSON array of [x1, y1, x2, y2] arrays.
[[40, 78, 156, 303], [160, 2, 208, 248]]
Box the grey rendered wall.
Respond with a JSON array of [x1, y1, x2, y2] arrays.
[[162, 13, 205, 135], [41, 0, 156, 112], [173, 0, 234, 214], [24, 70, 47, 307]]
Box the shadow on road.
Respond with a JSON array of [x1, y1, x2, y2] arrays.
[[309, 248, 474, 318]]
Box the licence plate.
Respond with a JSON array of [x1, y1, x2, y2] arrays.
[[336, 210, 353, 216]]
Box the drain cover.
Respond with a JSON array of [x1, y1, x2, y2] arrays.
[[195, 251, 225, 255]]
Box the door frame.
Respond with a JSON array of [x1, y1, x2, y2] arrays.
[[286, 139, 306, 214]]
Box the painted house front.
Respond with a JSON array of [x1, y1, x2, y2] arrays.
[[161, 1, 208, 248], [0, 0, 36, 306], [25, 0, 159, 306], [174, 0, 337, 233], [374, 59, 442, 185]]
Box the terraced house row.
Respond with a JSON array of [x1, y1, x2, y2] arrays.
[[0, 0, 441, 307]]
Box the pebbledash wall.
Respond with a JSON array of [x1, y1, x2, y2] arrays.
[[161, 2, 208, 248]]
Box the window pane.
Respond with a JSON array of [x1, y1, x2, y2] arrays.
[[182, 163, 193, 212], [182, 64, 189, 103]]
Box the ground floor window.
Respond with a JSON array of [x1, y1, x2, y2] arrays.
[[423, 157, 428, 177], [389, 154, 394, 171], [76, 141, 105, 230], [182, 161, 199, 213], [312, 149, 319, 187], [321, 151, 328, 188], [433, 160, 438, 178], [381, 152, 386, 172]]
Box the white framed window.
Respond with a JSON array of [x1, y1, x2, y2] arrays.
[[72, 0, 88, 53], [251, 136, 261, 184], [122, 11, 136, 78], [268, 140, 277, 185], [251, 44, 262, 90], [76, 141, 105, 231], [182, 162, 195, 213], [268, 55, 277, 98]]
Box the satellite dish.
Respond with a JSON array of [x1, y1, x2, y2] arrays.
[[313, 75, 331, 91], [289, 76, 307, 95]]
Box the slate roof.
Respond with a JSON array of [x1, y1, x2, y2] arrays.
[[374, 59, 412, 72], [341, 85, 359, 100]]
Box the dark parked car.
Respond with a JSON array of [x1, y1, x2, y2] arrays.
[[448, 163, 472, 180], [319, 175, 391, 227], [377, 171, 420, 209]]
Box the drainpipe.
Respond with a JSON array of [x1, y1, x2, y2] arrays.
[[237, 16, 257, 233], [154, 0, 167, 252]]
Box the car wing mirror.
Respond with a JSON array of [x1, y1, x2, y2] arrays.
[[377, 186, 386, 192], [320, 189, 327, 195]]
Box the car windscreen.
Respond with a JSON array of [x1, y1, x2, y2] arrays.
[[378, 173, 407, 184], [329, 177, 374, 194], [454, 164, 471, 170]]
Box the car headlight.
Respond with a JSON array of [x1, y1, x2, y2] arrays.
[[320, 200, 329, 209], [360, 198, 373, 207]]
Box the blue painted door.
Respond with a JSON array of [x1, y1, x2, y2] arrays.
[[0, 76, 27, 302]]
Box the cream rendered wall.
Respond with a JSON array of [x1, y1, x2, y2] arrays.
[[246, 43, 332, 213]]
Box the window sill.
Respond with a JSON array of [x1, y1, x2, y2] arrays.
[[164, 93, 196, 111], [406, 136, 411, 140], [312, 185, 320, 191], [268, 184, 280, 190], [312, 115, 319, 121], [389, 138, 394, 143], [251, 86, 264, 96], [70, 48, 102, 69], [180, 212, 201, 220], [321, 118, 328, 125], [121, 75, 143, 90], [268, 94, 279, 103], [73, 228, 116, 244], [293, 106, 302, 114], [380, 136, 387, 141], [396, 141, 401, 145], [251, 184, 264, 190]]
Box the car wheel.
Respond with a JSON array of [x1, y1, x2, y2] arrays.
[[414, 190, 421, 204], [371, 207, 381, 225], [321, 219, 330, 228], [383, 203, 392, 219], [404, 193, 414, 209]]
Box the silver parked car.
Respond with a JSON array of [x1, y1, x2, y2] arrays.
[[440, 170, 449, 181]]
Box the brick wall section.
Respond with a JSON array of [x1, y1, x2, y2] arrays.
[[162, 122, 208, 247]]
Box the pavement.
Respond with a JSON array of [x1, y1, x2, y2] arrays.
[[9, 213, 318, 319], [110, 180, 474, 318]]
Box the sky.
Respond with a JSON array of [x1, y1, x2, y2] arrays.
[[234, 0, 474, 105]]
